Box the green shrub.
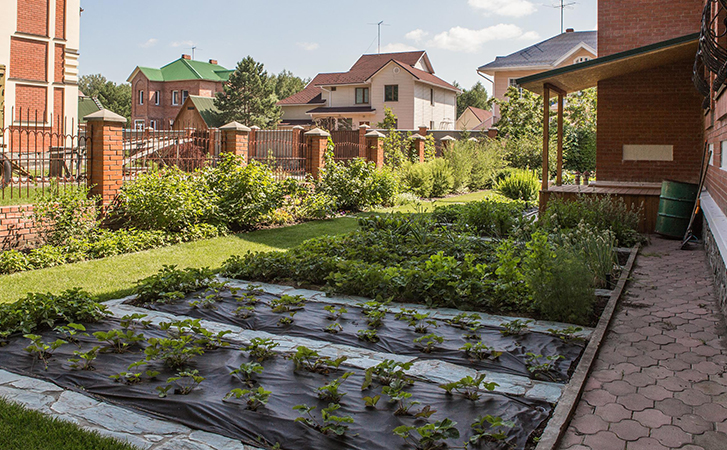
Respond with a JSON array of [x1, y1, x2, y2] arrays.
[[0, 250, 30, 274], [429, 159, 454, 198], [33, 184, 98, 246], [495, 169, 539, 203], [443, 139, 506, 192], [552, 222, 617, 288], [132, 265, 216, 305], [298, 192, 337, 220], [432, 198, 527, 237], [317, 153, 398, 211], [401, 162, 433, 198], [26, 245, 66, 269]]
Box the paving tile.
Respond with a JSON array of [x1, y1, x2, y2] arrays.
[[650, 424, 692, 447], [596, 403, 632, 423], [603, 380, 638, 396], [583, 431, 626, 450], [572, 414, 609, 435], [632, 409, 671, 429], [637, 385, 672, 402], [694, 403, 727, 423], [625, 437, 670, 450], [609, 419, 649, 441], [692, 361, 724, 376], [672, 413, 713, 435], [692, 431, 727, 449], [674, 389, 712, 407], [617, 394, 654, 412], [583, 389, 618, 407], [653, 398, 692, 418], [623, 372, 656, 388]]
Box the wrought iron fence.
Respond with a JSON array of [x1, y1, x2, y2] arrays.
[[0, 108, 88, 203], [122, 125, 222, 179], [330, 130, 364, 163], [249, 129, 307, 180]]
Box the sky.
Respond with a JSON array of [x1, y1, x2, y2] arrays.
[[79, 0, 597, 93]]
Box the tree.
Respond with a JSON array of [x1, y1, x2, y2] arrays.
[[214, 56, 281, 128], [495, 86, 543, 140], [78, 74, 132, 123], [376, 107, 398, 129], [455, 81, 492, 118], [272, 69, 309, 101]]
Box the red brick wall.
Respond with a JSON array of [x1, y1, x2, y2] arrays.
[[598, 0, 702, 56], [17, 0, 49, 36], [704, 86, 727, 214], [53, 87, 64, 130], [10, 37, 48, 82], [596, 57, 704, 183], [54, 44, 64, 83], [55, 0, 66, 39], [15, 84, 47, 121], [0, 205, 38, 250]]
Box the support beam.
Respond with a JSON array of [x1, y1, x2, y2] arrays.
[[542, 85, 550, 192], [557, 93, 564, 186]]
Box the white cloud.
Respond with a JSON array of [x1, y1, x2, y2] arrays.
[[296, 42, 319, 51], [428, 24, 536, 52], [520, 30, 541, 41], [380, 42, 418, 53], [139, 38, 157, 48], [405, 29, 429, 43], [468, 0, 537, 17], [170, 40, 195, 48]]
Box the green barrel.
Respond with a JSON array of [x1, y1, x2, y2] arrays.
[[655, 180, 699, 238]]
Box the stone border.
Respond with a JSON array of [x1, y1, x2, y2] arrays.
[[700, 191, 727, 318], [534, 245, 640, 450]]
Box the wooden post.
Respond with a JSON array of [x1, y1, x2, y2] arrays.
[[557, 93, 564, 186], [542, 85, 550, 192]]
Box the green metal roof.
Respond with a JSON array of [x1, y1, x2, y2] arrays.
[[78, 96, 103, 123], [135, 58, 231, 83], [188, 95, 223, 128]]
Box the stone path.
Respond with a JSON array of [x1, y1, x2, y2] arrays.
[[558, 237, 727, 450]]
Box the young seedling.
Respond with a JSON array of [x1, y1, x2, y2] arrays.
[[447, 312, 482, 329], [289, 346, 347, 374], [356, 328, 379, 343], [323, 305, 347, 320], [54, 323, 88, 346], [362, 395, 381, 408], [145, 334, 205, 369], [237, 292, 260, 305], [244, 338, 279, 362], [0, 331, 9, 347], [277, 311, 298, 326], [407, 313, 438, 334], [224, 386, 271, 411], [361, 359, 413, 390], [23, 334, 66, 369], [469, 415, 515, 445], [93, 329, 145, 353], [245, 284, 265, 296], [358, 300, 389, 328], [439, 374, 498, 401], [394, 308, 417, 321], [235, 305, 255, 319], [110, 371, 142, 384], [317, 372, 353, 402], [192, 326, 232, 350], [463, 322, 484, 341], [323, 323, 343, 334], [525, 353, 564, 381], [189, 296, 219, 310], [269, 294, 306, 313], [460, 342, 503, 361], [68, 346, 100, 370], [382, 380, 420, 416], [294, 404, 355, 436], [414, 333, 444, 353], [230, 362, 264, 386], [167, 369, 205, 395], [393, 418, 460, 450], [547, 326, 585, 342], [119, 313, 151, 330], [500, 319, 533, 337]]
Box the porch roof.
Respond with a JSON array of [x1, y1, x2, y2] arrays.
[[517, 33, 699, 96]]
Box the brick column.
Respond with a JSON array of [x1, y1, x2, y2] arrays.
[[220, 121, 251, 161], [84, 109, 127, 208], [418, 126, 428, 136], [304, 128, 330, 179], [410, 133, 426, 163], [358, 124, 370, 158], [487, 127, 499, 139], [441, 135, 456, 150], [365, 130, 385, 168]]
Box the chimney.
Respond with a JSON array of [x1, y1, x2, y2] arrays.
[[182, 54, 191, 60], [209, 59, 218, 65], [565, 28, 575, 33]]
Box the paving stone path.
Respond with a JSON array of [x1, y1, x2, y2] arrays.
[[558, 237, 727, 450]]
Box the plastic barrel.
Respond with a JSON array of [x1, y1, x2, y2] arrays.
[[655, 180, 699, 238]]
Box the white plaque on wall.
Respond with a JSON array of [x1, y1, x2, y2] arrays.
[[622, 145, 674, 161]]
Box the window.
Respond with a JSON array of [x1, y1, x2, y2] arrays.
[[172, 91, 179, 106], [430, 89, 435, 106], [384, 85, 398, 102], [134, 120, 144, 130], [574, 56, 591, 64], [355, 87, 369, 104], [721, 141, 727, 170], [430, 121, 435, 130], [508, 78, 519, 88], [182, 90, 189, 103], [154, 91, 160, 105], [138, 90, 144, 105], [149, 119, 157, 130], [331, 87, 337, 91]]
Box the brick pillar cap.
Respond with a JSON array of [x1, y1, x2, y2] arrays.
[[441, 135, 457, 141], [409, 133, 426, 140], [304, 128, 331, 137], [365, 130, 386, 138], [250, 125, 261, 130], [488, 127, 499, 131], [84, 109, 127, 123], [468, 137, 479, 142], [359, 124, 370, 129], [220, 121, 251, 132], [292, 125, 305, 130]]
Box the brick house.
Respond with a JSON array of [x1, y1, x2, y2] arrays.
[[478, 29, 597, 120], [0, 0, 80, 131], [126, 55, 232, 131], [278, 51, 460, 130]]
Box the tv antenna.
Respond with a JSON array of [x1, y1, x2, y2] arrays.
[[546, 0, 577, 34], [368, 21, 390, 53], [191, 46, 201, 60]]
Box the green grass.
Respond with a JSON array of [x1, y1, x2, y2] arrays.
[[375, 190, 498, 214], [0, 186, 42, 206], [0, 398, 138, 450]]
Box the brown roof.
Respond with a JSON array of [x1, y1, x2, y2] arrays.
[[391, 61, 459, 91], [467, 106, 493, 123], [307, 106, 376, 114], [277, 73, 331, 105]]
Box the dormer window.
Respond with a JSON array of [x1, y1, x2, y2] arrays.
[[574, 56, 591, 64], [355, 87, 369, 104]]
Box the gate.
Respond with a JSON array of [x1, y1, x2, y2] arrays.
[[330, 130, 364, 163], [249, 129, 306, 180]]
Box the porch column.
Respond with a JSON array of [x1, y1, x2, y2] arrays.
[[557, 93, 564, 186], [542, 85, 550, 192]]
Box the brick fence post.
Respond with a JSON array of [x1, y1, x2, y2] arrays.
[[304, 128, 330, 178], [487, 127, 499, 139], [441, 135, 456, 150], [220, 121, 251, 161], [365, 130, 385, 168], [358, 124, 369, 158], [418, 125, 428, 136], [84, 109, 127, 208], [410, 133, 426, 163]]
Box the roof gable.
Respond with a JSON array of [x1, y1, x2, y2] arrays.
[[128, 58, 231, 83], [175, 95, 224, 128]]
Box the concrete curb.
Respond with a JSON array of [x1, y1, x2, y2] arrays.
[[534, 244, 640, 450]]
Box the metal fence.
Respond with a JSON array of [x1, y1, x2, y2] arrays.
[[0, 109, 89, 202], [330, 130, 364, 163], [122, 126, 222, 179], [249, 129, 306, 180]]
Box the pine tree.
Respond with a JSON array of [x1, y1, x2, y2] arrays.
[[214, 56, 281, 128]]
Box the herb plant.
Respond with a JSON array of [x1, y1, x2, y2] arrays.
[[225, 386, 271, 410], [269, 294, 306, 313], [525, 353, 564, 381], [323, 323, 343, 334], [460, 342, 502, 361], [362, 359, 413, 390], [294, 403, 355, 436], [54, 323, 88, 346], [93, 329, 145, 353], [394, 418, 460, 450], [500, 319, 532, 337], [244, 338, 279, 361], [230, 362, 264, 385], [356, 329, 379, 343], [167, 369, 205, 395], [439, 374, 498, 400], [382, 380, 420, 415], [323, 305, 347, 320]]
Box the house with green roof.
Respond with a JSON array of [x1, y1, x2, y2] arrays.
[[126, 54, 232, 130], [172, 95, 224, 130]]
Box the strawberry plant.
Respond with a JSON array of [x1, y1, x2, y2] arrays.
[[93, 329, 145, 353], [361, 359, 413, 390], [132, 265, 215, 305], [119, 313, 151, 330], [439, 374, 498, 400], [236, 292, 260, 305], [145, 334, 204, 369], [446, 312, 481, 329], [362, 395, 380, 408], [230, 362, 264, 385], [406, 312, 438, 334], [190, 325, 231, 350], [362, 309, 387, 328], [245, 284, 265, 296], [277, 311, 297, 326], [110, 371, 142, 384], [414, 333, 444, 353], [548, 326, 585, 342], [323, 323, 343, 334], [356, 328, 379, 343], [269, 294, 306, 313], [244, 338, 279, 361], [68, 346, 100, 370], [317, 372, 353, 402], [460, 342, 502, 361], [393, 418, 460, 450], [289, 346, 347, 374], [224, 386, 271, 411], [469, 415, 514, 445], [382, 380, 420, 415], [23, 334, 66, 369], [167, 369, 205, 395], [525, 353, 564, 381], [323, 305, 347, 320], [54, 323, 88, 346], [294, 403, 355, 436], [500, 319, 532, 337], [235, 305, 255, 319]]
